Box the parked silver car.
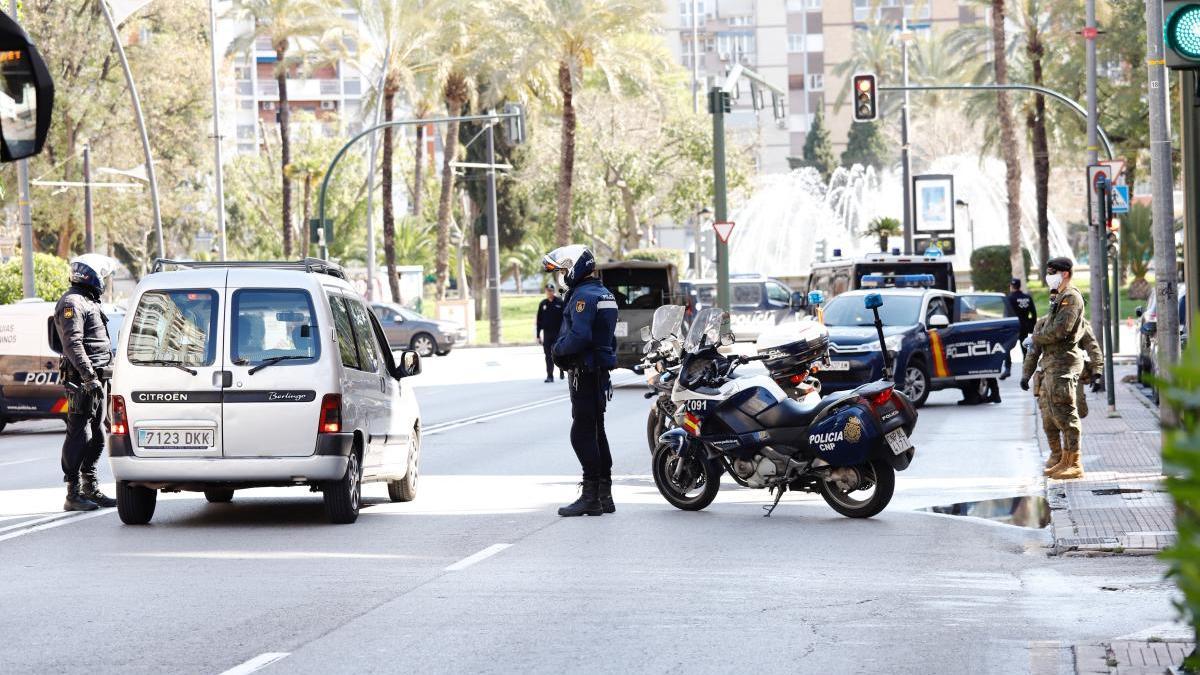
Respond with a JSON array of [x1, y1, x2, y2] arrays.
[[371, 303, 466, 357]]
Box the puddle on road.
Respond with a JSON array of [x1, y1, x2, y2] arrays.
[[921, 496, 1051, 529]]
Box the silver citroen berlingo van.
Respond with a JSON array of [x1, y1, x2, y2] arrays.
[[109, 259, 422, 525]]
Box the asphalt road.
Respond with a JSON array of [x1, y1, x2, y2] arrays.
[[0, 346, 1176, 674]]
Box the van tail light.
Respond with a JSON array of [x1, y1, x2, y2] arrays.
[[319, 394, 342, 434], [869, 387, 893, 408], [110, 395, 128, 436]]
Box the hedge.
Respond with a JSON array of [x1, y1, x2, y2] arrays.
[[0, 252, 70, 305], [969, 245, 1032, 292]]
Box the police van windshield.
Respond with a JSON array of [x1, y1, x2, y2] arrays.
[[822, 295, 922, 327], [232, 289, 319, 365], [127, 290, 217, 366]]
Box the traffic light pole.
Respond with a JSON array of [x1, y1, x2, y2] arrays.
[[709, 87, 730, 312], [1183, 73, 1200, 345], [900, 28, 913, 256], [485, 115, 502, 345], [1086, 0, 1106, 372], [1098, 179, 1117, 413]]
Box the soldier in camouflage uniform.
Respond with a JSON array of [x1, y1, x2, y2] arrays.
[[1030, 257, 1087, 480], [1021, 294, 1103, 474]]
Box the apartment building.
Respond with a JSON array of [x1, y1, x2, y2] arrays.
[[662, 0, 978, 169]]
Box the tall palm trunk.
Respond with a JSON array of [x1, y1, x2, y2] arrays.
[[435, 74, 466, 301], [382, 83, 401, 303], [411, 122, 425, 217], [992, 1, 1023, 280], [301, 173, 312, 258], [1025, 3, 1050, 282], [555, 59, 576, 246], [276, 46, 294, 258]]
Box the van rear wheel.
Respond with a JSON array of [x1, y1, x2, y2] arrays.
[[117, 481, 157, 525], [387, 434, 420, 502], [204, 489, 234, 504], [323, 451, 362, 524]]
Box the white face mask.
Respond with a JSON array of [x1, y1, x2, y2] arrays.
[[1046, 272, 1063, 291]]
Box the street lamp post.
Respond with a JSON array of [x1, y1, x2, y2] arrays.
[[899, 21, 914, 256]]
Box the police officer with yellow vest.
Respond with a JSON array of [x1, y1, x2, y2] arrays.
[[542, 245, 618, 517]]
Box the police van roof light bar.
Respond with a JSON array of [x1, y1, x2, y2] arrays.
[[860, 273, 936, 289], [151, 258, 347, 280]]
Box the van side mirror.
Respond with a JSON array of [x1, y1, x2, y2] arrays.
[[928, 313, 950, 329], [47, 315, 61, 354], [395, 349, 421, 378], [0, 13, 54, 162], [790, 291, 807, 310]]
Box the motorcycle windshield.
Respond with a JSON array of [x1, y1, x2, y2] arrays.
[[684, 307, 729, 353], [651, 305, 685, 340]]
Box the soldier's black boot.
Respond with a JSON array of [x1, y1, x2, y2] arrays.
[[558, 480, 603, 517], [64, 478, 99, 512], [598, 478, 615, 514], [80, 465, 117, 508]]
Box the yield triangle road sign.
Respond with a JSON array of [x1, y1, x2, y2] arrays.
[[713, 220, 735, 244]]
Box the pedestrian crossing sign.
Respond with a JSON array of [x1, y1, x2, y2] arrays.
[[1111, 185, 1130, 214]]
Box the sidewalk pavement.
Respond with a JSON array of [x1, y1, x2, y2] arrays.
[[1039, 364, 1173, 556]]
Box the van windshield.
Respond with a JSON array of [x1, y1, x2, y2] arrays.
[[232, 289, 319, 365], [127, 290, 217, 366]]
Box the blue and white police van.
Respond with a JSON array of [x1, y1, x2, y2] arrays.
[[680, 274, 804, 342], [812, 276, 1019, 407]]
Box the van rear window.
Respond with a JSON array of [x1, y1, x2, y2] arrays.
[[128, 290, 217, 366], [600, 268, 671, 310], [232, 289, 319, 365]]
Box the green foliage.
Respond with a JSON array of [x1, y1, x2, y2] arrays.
[[970, 245, 1031, 291], [1121, 203, 1153, 300], [801, 110, 836, 182], [864, 216, 901, 253], [1161, 342, 1200, 671], [625, 248, 684, 270], [0, 253, 70, 305], [841, 121, 889, 171]]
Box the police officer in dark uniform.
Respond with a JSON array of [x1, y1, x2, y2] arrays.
[[543, 245, 618, 517], [535, 283, 566, 383], [1002, 278, 1037, 379], [54, 254, 117, 511]]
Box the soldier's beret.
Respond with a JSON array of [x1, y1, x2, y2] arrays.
[[1046, 257, 1073, 273]]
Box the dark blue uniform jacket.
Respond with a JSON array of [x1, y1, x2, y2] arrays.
[[552, 277, 618, 371]]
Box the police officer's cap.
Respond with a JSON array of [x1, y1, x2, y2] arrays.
[[1046, 257, 1073, 273], [1010, 278, 1021, 288]]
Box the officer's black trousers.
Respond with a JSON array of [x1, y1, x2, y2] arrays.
[[61, 388, 105, 483], [542, 338, 558, 379], [569, 369, 612, 482]]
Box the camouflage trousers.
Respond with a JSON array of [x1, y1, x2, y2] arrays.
[[1038, 373, 1081, 455]]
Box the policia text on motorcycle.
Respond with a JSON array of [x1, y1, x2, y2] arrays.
[[54, 255, 119, 511], [543, 245, 619, 517]]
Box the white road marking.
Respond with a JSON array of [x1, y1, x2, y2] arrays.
[[0, 457, 41, 467], [445, 543, 511, 571], [218, 652, 290, 675], [0, 509, 114, 543]]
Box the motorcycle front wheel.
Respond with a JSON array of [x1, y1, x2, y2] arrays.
[[819, 458, 895, 519], [652, 444, 720, 511]]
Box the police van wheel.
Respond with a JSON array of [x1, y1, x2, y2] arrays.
[[323, 451, 362, 524], [116, 481, 157, 525], [652, 445, 720, 511], [819, 458, 894, 519], [900, 360, 930, 408], [410, 333, 437, 358], [388, 434, 420, 503], [204, 489, 234, 504]]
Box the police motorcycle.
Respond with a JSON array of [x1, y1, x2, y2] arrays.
[[653, 295, 918, 518], [633, 305, 687, 450]]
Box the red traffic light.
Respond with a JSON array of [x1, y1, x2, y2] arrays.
[[852, 73, 877, 122]]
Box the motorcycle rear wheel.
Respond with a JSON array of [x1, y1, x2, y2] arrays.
[[652, 444, 720, 511], [819, 458, 895, 519]]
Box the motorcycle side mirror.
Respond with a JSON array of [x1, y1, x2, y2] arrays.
[[720, 332, 735, 347], [1134, 306, 1144, 318], [0, 13, 54, 162], [864, 293, 883, 310], [639, 325, 651, 341]]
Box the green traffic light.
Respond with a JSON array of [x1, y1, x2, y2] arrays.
[[1166, 3, 1200, 60]]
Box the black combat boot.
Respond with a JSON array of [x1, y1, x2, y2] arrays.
[[64, 478, 99, 512], [598, 478, 615, 514], [558, 480, 603, 517], [79, 465, 117, 508]]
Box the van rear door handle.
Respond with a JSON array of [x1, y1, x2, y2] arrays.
[[213, 371, 232, 388]]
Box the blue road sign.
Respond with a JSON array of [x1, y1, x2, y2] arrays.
[[1112, 185, 1130, 214]]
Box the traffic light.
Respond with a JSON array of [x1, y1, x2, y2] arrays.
[[708, 89, 731, 114], [503, 103, 525, 144], [852, 73, 878, 122], [1164, 2, 1200, 69]]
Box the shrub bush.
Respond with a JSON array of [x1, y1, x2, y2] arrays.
[[969, 245, 1032, 292], [625, 248, 685, 270], [1162, 342, 1200, 670], [0, 252, 70, 305]]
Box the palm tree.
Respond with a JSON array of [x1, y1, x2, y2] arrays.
[[990, 0, 1024, 281], [226, 0, 340, 259], [503, 0, 665, 247], [865, 217, 901, 253], [350, 0, 441, 304], [284, 148, 326, 259]]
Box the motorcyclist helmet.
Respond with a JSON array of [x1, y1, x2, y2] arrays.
[[68, 253, 118, 295], [542, 244, 595, 289]]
